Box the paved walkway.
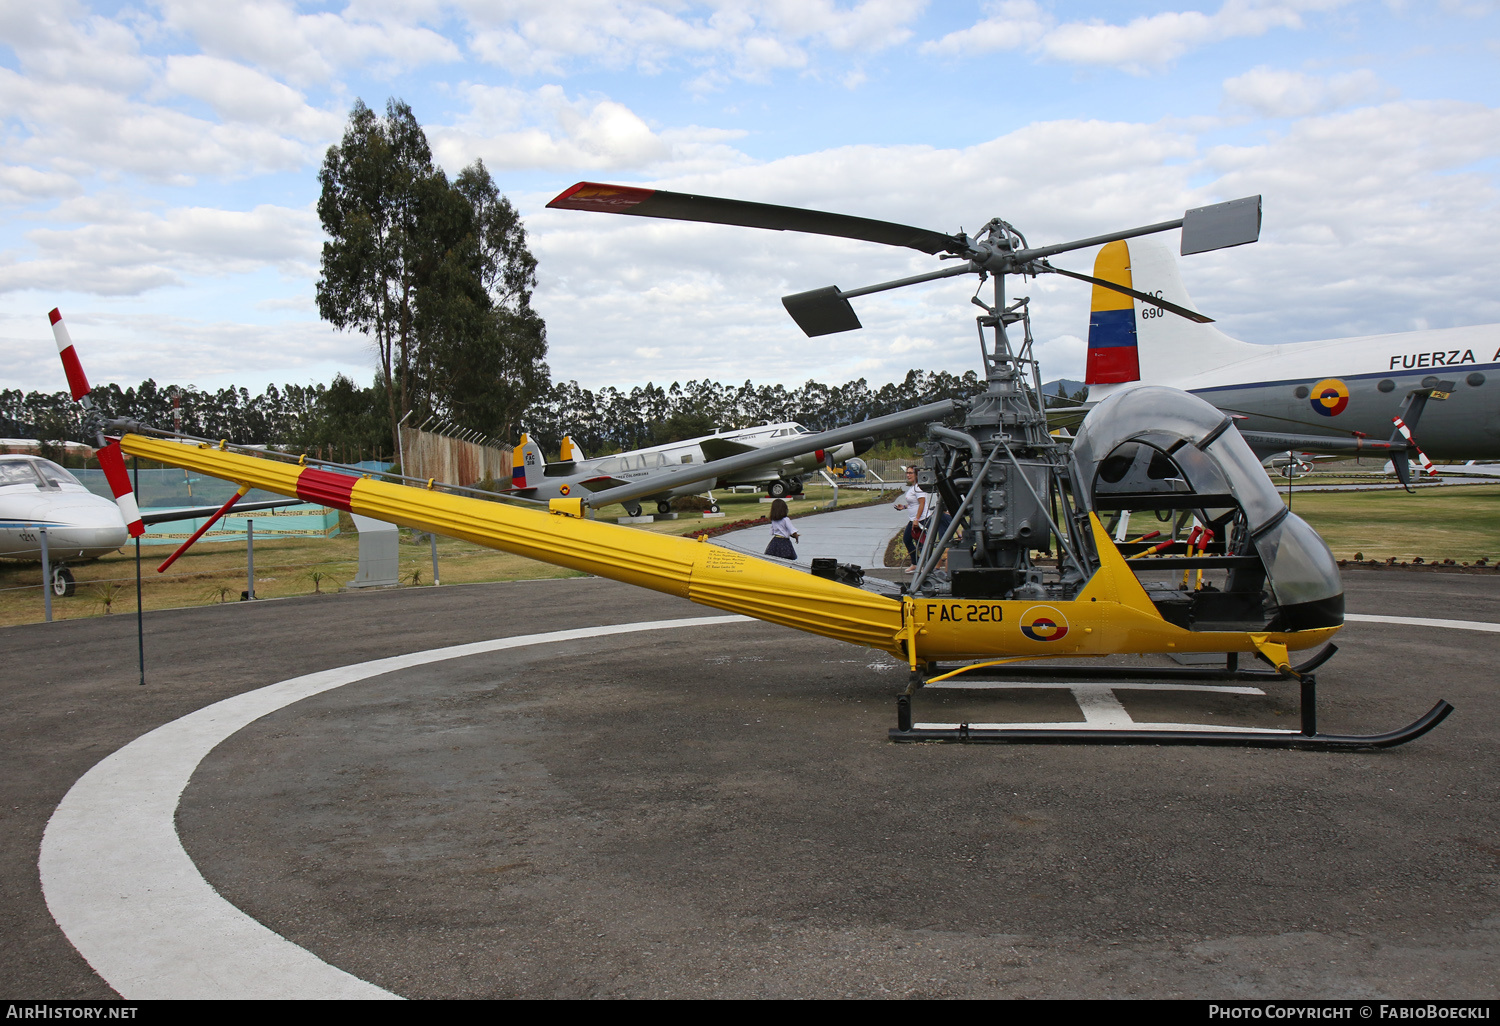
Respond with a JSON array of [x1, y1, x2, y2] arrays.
[[711, 498, 908, 570]]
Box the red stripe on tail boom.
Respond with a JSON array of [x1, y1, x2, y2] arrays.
[[295, 467, 358, 511]]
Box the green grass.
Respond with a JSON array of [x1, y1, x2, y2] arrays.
[[1278, 485, 1500, 563], [1117, 484, 1500, 564]]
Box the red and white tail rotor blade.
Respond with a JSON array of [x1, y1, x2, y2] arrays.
[[1392, 416, 1438, 477], [50, 308, 93, 406], [48, 308, 145, 537], [97, 441, 145, 537]]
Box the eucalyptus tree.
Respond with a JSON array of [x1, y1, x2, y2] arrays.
[[316, 99, 548, 455]]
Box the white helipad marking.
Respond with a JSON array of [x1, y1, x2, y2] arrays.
[[41, 615, 751, 1001], [1345, 612, 1500, 633], [919, 682, 1271, 733], [1073, 687, 1133, 727]]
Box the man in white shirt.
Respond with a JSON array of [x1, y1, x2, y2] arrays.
[[894, 465, 928, 573]]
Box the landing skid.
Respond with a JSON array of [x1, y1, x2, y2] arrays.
[[889, 647, 1453, 751]]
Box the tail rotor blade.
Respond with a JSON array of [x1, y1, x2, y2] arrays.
[[48, 308, 144, 536], [97, 441, 145, 538], [49, 309, 93, 404], [1390, 414, 1437, 492]]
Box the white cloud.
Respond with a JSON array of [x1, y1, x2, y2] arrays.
[[0, 63, 329, 190], [920, 1, 1055, 58], [526, 100, 1500, 389], [1, 202, 320, 296], [0, 3, 157, 91], [0, 165, 81, 206], [428, 84, 751, 173], [155, 0, 461, 84], [2, 307, 368, 395], [461, 0, 925, 80], [1222, 66, 1391, 118], [160, 56, 345, 140], [924, 0, 1353, 72]]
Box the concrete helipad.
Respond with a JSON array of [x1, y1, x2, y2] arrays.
[[3, 571, 1498, 999]]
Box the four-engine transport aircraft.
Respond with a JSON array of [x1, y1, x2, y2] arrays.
[[1082, 236, 1500, 465]]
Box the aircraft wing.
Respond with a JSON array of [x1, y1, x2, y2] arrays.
[[1430, 462, 1500, 478], [576, 475, 631, 493], [1238, 430, 1405, 460], [1045, 404, 1092, 431], [699, 437, 760, 461]]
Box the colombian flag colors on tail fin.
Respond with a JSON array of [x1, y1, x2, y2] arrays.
[[1085, 241, 1140, 385], [511, 433, 543, 490]]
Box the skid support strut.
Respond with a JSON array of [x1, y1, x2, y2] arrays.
[[889, 651, 1452, 751]]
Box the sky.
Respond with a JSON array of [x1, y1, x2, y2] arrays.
[[3, 0, 1498, 400]]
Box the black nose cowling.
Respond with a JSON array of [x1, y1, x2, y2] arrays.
[[852, 436, 876, 456]]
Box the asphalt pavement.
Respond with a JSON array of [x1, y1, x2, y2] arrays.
[[2, 568, 1497, 999]]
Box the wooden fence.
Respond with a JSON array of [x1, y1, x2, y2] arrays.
[[399, 427, 511, 488]]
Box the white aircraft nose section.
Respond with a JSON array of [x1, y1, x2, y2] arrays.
[[41, 498, 130, 557]]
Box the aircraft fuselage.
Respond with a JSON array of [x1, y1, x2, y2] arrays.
[[1166, 326, 1500, 460]]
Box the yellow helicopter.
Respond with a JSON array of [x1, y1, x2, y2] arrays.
[[56, 186, 1450, 750]]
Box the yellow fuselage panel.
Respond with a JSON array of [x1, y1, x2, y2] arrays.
[[904, 597, 1337, 661]]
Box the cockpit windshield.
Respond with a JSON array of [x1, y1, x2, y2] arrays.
[[0, 460, 41, 487], [36, 460, 82, 488]]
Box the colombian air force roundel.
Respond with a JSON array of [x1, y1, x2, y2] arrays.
[[1310, 379, 1349, 417], [1020, 605, 1069, 642]]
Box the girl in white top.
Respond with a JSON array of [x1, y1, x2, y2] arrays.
[[894, 466, 927, 571], [764, 497, 799, 560]]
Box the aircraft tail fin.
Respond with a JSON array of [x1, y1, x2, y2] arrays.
[[1085, 237, 1258, 394], [511, 433, 543, 491], [559, 435, 585, 462], [1084, 241, 1140, 385]]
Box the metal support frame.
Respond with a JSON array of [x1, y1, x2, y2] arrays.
[[890, 646, 1452, 750], [39, 525, 51, 623]]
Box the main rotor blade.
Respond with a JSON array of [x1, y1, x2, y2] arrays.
[[1041, 263, 1215, 324], [548, 182, 967, 257]]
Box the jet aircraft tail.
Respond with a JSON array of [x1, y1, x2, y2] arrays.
[[1085, 237, 1260, 395], [511, 434, 544, 491], [559, 435, 586, 462]]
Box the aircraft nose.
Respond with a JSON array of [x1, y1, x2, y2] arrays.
[[852, 436, 876, 457], [46, 503, 129, 556]]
